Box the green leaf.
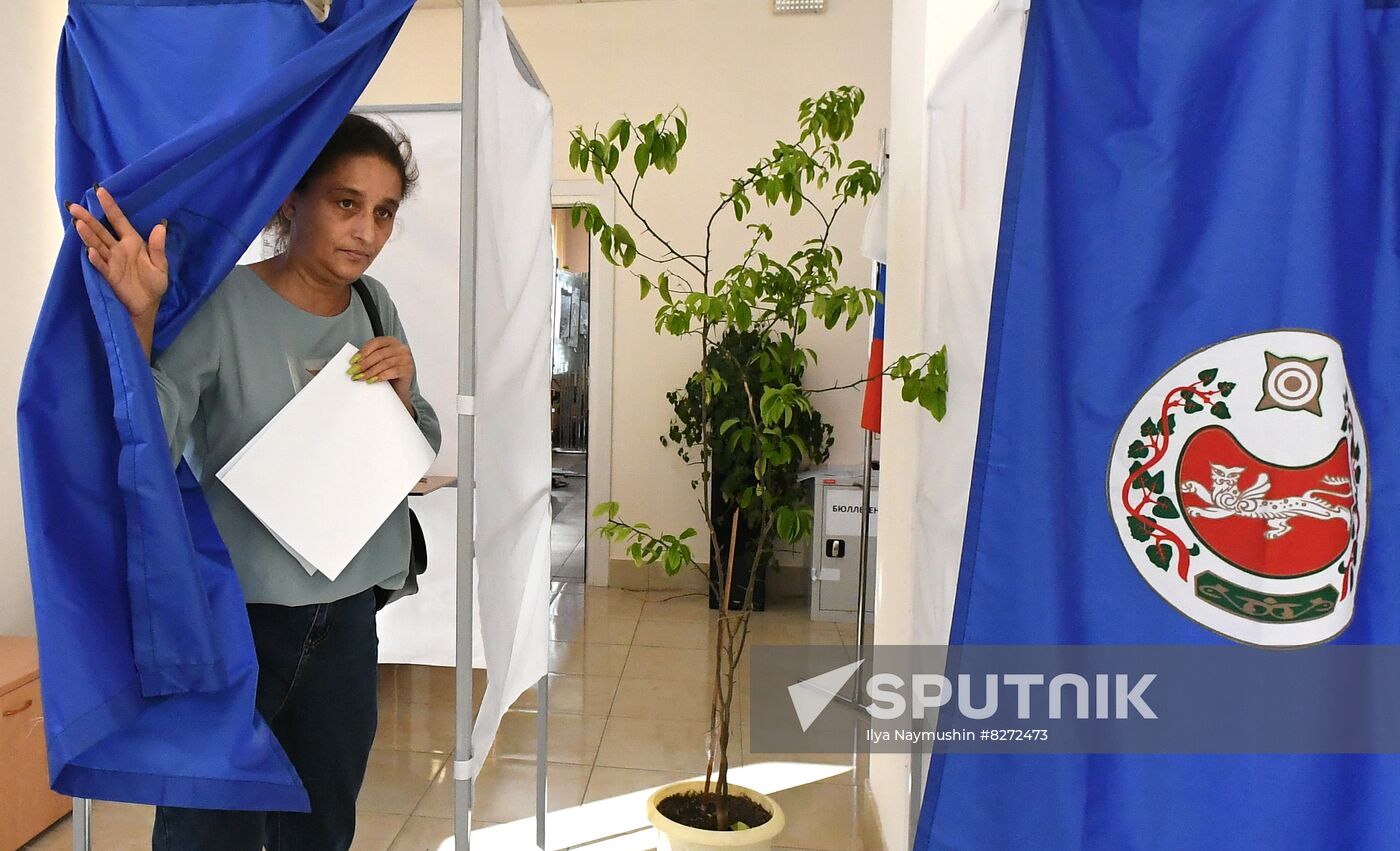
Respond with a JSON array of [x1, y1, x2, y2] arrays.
[[719, 417, 741, 435], [1152, 497, 1180, 519], [731, 822, 750, 831], [1146, 542, 1174, 571], [1210, 402, 1231, 420], [1127, 515, 1154, 542], [1198, 368, 1218, 385], [1127, 440, 1149, 459], [598, 227, 614, 263], [1188, 544, 1201, 556], [1217, 381, 1235, 397], [1141, 418, 1159, 437], [929, 390, 947, 421], [776, 507, 795, 541], [634, 142, 651, 177], [1131, 467, 1155, 492]]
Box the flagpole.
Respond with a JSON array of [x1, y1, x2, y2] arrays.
[[850, 128, 888, 790]]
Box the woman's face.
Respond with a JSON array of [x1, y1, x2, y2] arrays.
[[281, 153, 403, 281]]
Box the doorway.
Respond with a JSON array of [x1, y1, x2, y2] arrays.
[[550, 206, 591, 582]]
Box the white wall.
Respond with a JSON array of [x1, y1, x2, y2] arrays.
[[365, 1, 893, 592], [0, 0, 68, 636], [868, 1, 997, 848]]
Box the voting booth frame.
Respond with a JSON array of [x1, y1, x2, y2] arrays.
[[68, 5, 552, 851]]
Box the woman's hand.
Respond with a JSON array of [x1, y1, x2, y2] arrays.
[[350, 337, 418, 418], [67, 187, 169, 360]]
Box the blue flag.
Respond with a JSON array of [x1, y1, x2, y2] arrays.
[[18, 0, 412, 809], [917, 1, 1400, 847]]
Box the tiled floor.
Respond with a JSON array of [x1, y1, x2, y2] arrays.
[[550, 450, 587, 583], [24, 587, 869, 851]]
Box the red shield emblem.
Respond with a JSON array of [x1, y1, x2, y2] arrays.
[[1177, 427, 1353, 579]]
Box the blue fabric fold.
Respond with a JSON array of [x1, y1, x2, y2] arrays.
[[19, 0, 413, 810]]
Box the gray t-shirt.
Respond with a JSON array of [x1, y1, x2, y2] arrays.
[[152, 265, 442, 606]]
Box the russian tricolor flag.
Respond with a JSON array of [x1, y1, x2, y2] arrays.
[[860, 264, 886, 433], [860, 165, 889, 433]]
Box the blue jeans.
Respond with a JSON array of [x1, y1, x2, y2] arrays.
[[153, 588, 379, 851]]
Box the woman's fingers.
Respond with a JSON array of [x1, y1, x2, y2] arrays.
[[353, 338, 411, 372], [353, 349, 401, 374], [147, 221, 168, 273], [352, 351, 413, 382], [68, 203, 117, 251], [87, 247, 111, 279], [372, 364, 414, 384], [352, 336, 396, 363], [363, 366, 409, 384], [73, 219, 111, 258], [351, 338, 415, 385], [95, 186, 139, 242], [355, 356, 413, 382]]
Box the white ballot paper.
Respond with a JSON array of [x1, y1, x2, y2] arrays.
[[217, 342, 436, 579]]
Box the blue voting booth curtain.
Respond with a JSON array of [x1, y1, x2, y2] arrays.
[[916, 2, 1400, 849], [17, 0, 413, 809]]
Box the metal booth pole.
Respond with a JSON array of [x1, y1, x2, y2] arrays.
[[71, 797, 90, 851], [455, 0, 482, 846]]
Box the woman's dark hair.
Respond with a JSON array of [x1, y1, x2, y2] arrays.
[[265, 113, 420, 253]]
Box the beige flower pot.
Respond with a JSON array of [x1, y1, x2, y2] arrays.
[[646, 781, 786, 851]]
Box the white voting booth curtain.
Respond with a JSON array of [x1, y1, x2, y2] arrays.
[[463, 0, 553, 775], [238, 0, 551, 776], [912, 0, 1028, 648]]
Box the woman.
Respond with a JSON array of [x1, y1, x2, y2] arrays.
[[67, 115, 441, 851]]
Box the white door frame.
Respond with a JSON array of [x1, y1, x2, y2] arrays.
[[552, 179, 615, 587]]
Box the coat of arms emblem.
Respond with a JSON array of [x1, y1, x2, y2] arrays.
[[1107, 330, 1368, 647]]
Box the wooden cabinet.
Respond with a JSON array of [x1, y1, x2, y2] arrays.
[[0, 636, 69, 851]]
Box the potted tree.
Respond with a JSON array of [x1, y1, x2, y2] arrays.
[[568, 87, 947, 849]]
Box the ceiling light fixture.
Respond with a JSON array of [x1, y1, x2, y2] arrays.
[[774, 0, 825, 14]]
